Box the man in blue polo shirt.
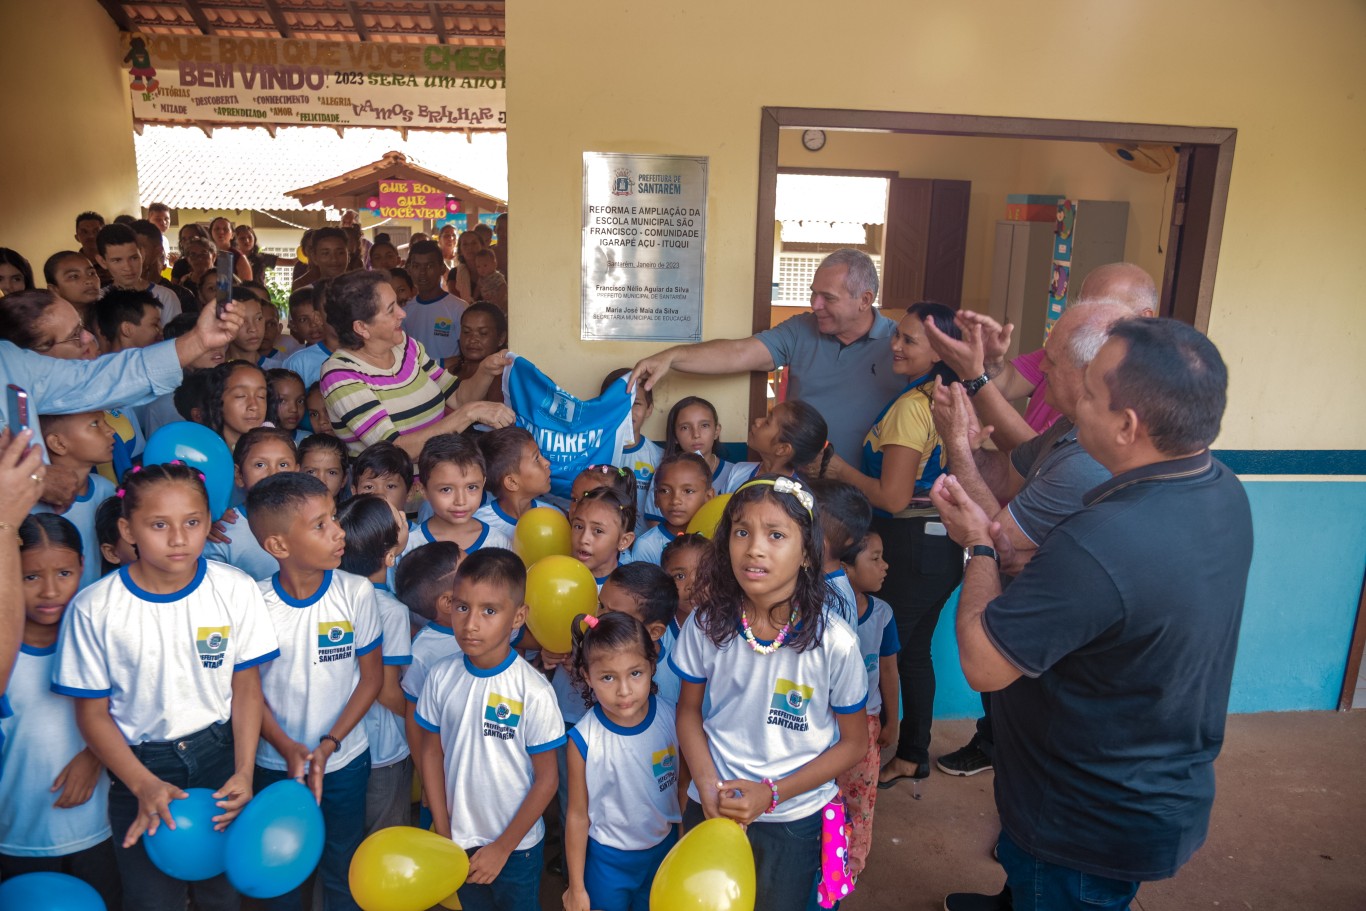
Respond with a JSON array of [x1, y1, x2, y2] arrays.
[[931, 318, 1253, 911], [628, 249, 904, 462]]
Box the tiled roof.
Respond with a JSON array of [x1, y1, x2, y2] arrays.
[[135, 123, 507, 211]]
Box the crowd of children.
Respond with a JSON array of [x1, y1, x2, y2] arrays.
[[1, 211, 909, 911]]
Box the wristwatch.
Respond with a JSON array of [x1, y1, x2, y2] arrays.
[[963, 544, 999, 567], [961, 373, 991, 397]]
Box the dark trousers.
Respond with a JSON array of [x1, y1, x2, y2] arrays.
[[107, 721, 240, 911], [455, 839, 544, 911], [684, 801, 821, 911], [976, 691, 995, 759], [997, 830, 1139, 911], [873, 515, 965, 767], [0, 838, 123, 911]]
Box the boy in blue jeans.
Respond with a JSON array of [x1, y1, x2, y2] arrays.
[[249, 472, 383, 911], [416, 548, 563, 910]]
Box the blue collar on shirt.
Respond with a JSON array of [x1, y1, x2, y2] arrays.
[[825, 568, 847, 582], [120, 558, 207, 603], [857, 597, 876, 625], [668, 617, 682, 638], [463, 649, 516, 678], [414, 293, 449, 306], [592, 694, 657, 736], [72, 480, 96, 503], [272, 570, 334, 608], [490, 500, 521, 526], [373, 581, 391, 592], [427, 621, 454, 636], [20, 642, 57, 657], [711, 459, 727, 481]]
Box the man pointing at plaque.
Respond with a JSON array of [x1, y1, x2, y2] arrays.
[[628, 249, 903, 461]]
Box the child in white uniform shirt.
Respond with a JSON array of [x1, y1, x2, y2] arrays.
[[628, 452, 714, 566], [669, 478, 868, 911], [401, 433, 510, 560], [720, 399, 831, 494], [808, 477, 874, 629], [203, 427, 299, 581], [53, 463, 278, 911], [473, 426, 554, 541], [337, 495, 415, 835], [248, 472, 382, 911], [31, 411, 117, 591], [2, 516, 119, 911], [416, 549, 563, 911], [598, 369, 660, 537], [563, 612, 681, 911]]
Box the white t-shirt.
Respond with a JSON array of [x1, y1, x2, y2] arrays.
[[472, 498, 552, 543], [644, 457, 737, 522], [147, 282, 183, 326], [31, 474, 116, 591], [854, 595, 899, 716], [282, 343, 333, 392], [415, 651, 565, 850], [53, 559, 280, 743], [720, 461, 762, 494], [256, 570, 383, 771], [403, 294, 466, 361], [620, 437, 663, 536], [399, 519, 510, 561], [824, 569, 859, 629], [655, 622, 681, 706], [668, 610, 867, 822], [624, 524, 676, 567], [401, 622, 461, 706], [203, 505, 279, 582], [363, 584, 413, 768], [567, 696, 681, 851], [0, 644, 111, 856]]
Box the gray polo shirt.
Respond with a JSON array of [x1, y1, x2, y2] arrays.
[[1006, 417, 1110, 546], [754, 312, 903, 462]]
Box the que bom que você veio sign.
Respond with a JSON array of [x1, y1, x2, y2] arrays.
[[365, 183, 462, 220], [121, 33, 506, 130]]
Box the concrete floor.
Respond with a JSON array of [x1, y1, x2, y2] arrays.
[[539, 711, 1366, 910]]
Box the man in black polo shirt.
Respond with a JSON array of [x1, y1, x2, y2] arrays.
[[931, 319, 1254, 911]]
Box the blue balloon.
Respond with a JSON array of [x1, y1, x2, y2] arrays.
[[225, 780, 325, 899], [143, 787, 229, 881], [142, 421, 235, 520], [0, 872, 105, 910]]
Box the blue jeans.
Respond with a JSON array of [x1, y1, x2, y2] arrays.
[[107, 721, 239, 911], [685, 801, 821, 911], [997, 830, 1139, 911], [254, 751, 370, 911], [456, 839, 543, 911]]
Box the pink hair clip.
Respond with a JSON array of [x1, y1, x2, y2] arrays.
[[582, 615, 599, 629], [130, 465, 143, 474], [198, 472, 207, 482], [170, 459, 183, 466], [115, 489, 126, 498]]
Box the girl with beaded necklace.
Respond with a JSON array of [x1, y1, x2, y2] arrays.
[[669, 476, 868, 911]]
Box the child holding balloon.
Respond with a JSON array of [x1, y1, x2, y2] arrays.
[[0, 515, 121, 911], [53, 462, 278, 911], [670, 477, 869, 911], [628, 452, 714, 566], [562, 612, 682, 911]]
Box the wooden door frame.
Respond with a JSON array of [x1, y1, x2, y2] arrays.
[[749, 106, 1236, 431]]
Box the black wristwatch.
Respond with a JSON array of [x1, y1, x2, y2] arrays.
[[963, 544, 999, 567], [962, 373, 991, 397]]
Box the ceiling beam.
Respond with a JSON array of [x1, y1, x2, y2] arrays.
[[344, 0, 370, 40], [429, 1, 449, 44], [261, 0, 294, 38], [183, 0, 217, 35], [97, 0, 131, 31]]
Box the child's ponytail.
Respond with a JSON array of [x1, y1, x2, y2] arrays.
[[775, 399, 830, 476]]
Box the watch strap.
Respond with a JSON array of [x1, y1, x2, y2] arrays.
[[962, 373, 991, 397], [965, 544, 999, 565]]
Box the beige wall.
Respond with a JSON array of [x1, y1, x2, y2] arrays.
[[0, 5, 139, 264], [508, 0, 1366, 450]]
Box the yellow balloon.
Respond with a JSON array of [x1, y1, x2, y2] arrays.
[[349, 826, 469, 911], [524, 555, 598, 653], [410, 766, 423, 804], [687, 494, 731, 539], [650, 818, 755, 911], [512, 506, 572, 566], [296, 245, 309, 264]]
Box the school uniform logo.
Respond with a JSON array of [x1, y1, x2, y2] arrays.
[[483, 693, 523, 740], [651, 746, 678, 791], [768, 678, 814, 731], [196, 626, 230, 669], [433, 317, 453, 337], [317, 621, 355, 663], [864, 653, 878, 673]]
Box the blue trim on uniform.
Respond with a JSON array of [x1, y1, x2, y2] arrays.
[[825, 568, 847, 583], [463, 650, 516, 678], [667, 654, 705, 685], [403, 690, 419, 703], [414, 293, 451, 306], [832, 694, 869, 714], [667, 617, 681, 638], [528, 734, 566, 755], [511, 625, 525, 647], [1212, 449, 1366, 475], [383, 654, 413, 666], [20, 643, 57, 657], [857, 599, 875, 626], [593, 694, 657, 736], [468, 522, 491, 551], [272, 570, 334, 608], [567, 726, 588, 757], [414, 710, 440, 733], [356, 633, 384, 657], [417, 520, 438, 545], [595, 574, 610, 586], [373, 582, 391, 592], [491, 499, 518, 527], [234, 648, 280, 671], [51, 683, 113, 699], [711, 458, 727, 482], [427, 621, 454, 636], [120, 558, 207, 603], [72, 482, 95, 503]]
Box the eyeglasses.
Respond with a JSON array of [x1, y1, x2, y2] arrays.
[[34, 324, 90, 354]]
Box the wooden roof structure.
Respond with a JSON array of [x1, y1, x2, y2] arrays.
[[286, 149, 505, 214]]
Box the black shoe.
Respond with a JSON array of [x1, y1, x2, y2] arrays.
[[937, 737, 994, 777], [944, 888, 1011, 911]]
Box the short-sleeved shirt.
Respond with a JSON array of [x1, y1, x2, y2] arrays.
[[669, 612, 867, 822], [823, 569, 858, 629], [321, 337, 458, 456], [754, 312, 904, 462], [363, 583, 414, 768], [0, 644, 112, 856], [282, 343, 333, 392], [861, 378, 944, 517], [854, 596, 899, 715], [53, 559, 280, 743], [401, 622, 462, 705], [1012, 348, 1062, 433], [31, 474, 116, 591], [256, 570, 383, 771], [644, 457, 739, 523], [624, 524, 676, 567], [399, 519, 510, 561], [404, 294, 467, 361], [415, 651, 565, 850], [620, 437, 664, 535], [654, 624, 681, 706], [984, 453, 1253, 881], [472, 498, 552, 542], [1005, 417, 1111, 547], [567, 696, 681, 850], [203, 505, 279, 582]]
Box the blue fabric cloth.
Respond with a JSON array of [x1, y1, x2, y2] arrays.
[[584, 830, 677, 911], [502, 354, 634, 499]]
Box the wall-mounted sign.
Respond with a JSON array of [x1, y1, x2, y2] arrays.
[[364, 182, 461, 220], [122, 34, 506, 131], [581, 152, 707, 342]]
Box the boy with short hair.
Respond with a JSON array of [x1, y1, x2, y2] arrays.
[[603, 367, 660, 535], [96, 223, 181, 325], [75, 211, 109, 282], [416, 549, 563, 909], [807, 477, 871, 629], [224, 287, 265, 365], [94, 288, 163, 352], [249, 472, 383, 911], [402, 240, 466, 361], [282, 284, 337, 390], [406, 433, 510, 559], [311, 227, 351, 282], [31, 412, 116, 591], [350, 441, 414, 513], [474, 427, 554, 541]]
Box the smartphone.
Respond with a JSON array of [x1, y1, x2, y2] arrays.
[[908, 496, 934, 509], [214, 251, 234, 316], [6, 384, 29, 436]]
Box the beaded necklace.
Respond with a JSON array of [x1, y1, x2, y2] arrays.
[[741, 608, 798, 655]]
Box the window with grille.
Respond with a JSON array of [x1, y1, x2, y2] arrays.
[[774, 253, 882, 304]]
